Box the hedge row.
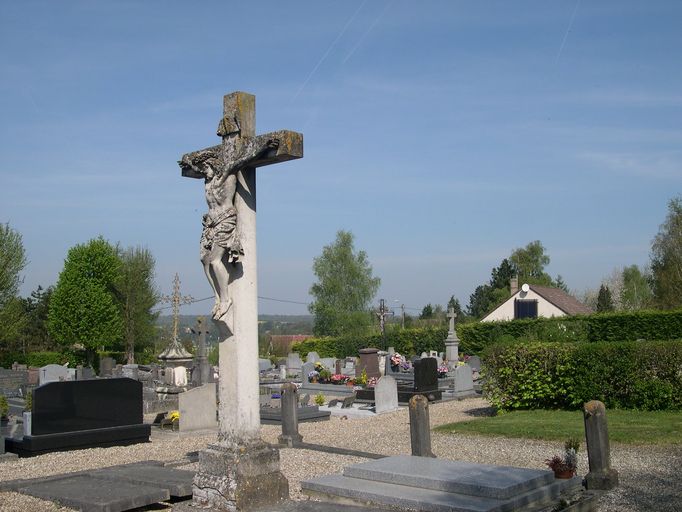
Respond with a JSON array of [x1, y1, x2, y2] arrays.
[[292, 326, 450, 359], [0, 351, 86, 369], [483, 340, 682, 411], [458, 309, 682, 352]]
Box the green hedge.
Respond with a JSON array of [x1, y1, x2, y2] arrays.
[[0, 351, 86, 368], [459, 309, 682, 352], [292, 327, 450, 359], [483, 340, 682, 411]]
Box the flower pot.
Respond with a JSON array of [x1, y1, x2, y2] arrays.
[[553, 470, 575, 479]]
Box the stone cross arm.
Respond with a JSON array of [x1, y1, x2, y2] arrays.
[[180, 130, 303, 179]]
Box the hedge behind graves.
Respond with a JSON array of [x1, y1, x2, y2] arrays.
[[483, 340, 682, 411], [292, 326, 449, 359], [458, 309, 682, 352]]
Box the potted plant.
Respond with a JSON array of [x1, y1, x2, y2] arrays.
[[319, 369, 332, 384], [314, 393, 325, 406], [545, 438, 579, 479], [437, 364, 449, 378]]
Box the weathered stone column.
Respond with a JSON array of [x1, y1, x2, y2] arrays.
[[583, 400, 619, 490], [409, 395, 435, 457], [278, 382, 303, 447]]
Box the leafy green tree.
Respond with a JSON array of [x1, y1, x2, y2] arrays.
[[0, 223, 28, 350], [596, 284, 614, 313], [620, 265, 653, 311], [0, 223, 27, 305], [115, 246, 159, 364], [419, 303, 434, 319], [651, 196, 682, 309], [510, 240, 553, 286], [466, 284, 493, 318], [48, 237, 123, 362], [309, 230, 380, 336], [19, 285, 54, 352]]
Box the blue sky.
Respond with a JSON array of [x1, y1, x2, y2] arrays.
[[1, 1, 680, 316]]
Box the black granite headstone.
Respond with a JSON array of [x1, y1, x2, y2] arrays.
[[5, 378, 150, 456], [32, 378, 143, 435], [414, 358, 438, 393]]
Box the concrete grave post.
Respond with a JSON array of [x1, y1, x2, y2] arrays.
[[180, 91, 302, 510], [583, 400, 619, 490], [409, 395, 435, 457], [278, 382, 303, 447]]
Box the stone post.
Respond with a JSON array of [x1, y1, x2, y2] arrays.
[[278, 383, 303, 447], [583, 400, 619, 490], [409, 395, 435, 457]]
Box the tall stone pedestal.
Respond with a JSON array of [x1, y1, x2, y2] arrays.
[[193, 440, 289, 511]]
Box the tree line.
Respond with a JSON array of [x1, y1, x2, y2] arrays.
[[0, 232, 158, 365], [307, 196, 682, 336]]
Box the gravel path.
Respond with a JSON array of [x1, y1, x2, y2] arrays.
[[1, 397, 679, 511]]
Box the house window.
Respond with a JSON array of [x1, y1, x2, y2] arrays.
[[515, 299, 538, 319]]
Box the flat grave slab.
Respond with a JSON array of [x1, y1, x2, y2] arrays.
[[18, 474, 169, 512], [343, 455, 554, 499], [301, 455, 583, 512], [92, 463, 194, 497]]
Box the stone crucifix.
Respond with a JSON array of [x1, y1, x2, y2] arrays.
[[179, 92, 302, 510]]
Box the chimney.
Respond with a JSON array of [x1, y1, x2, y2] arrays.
[[510, 276, 519, 295]]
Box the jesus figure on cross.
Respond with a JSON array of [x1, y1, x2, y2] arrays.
[[180, 128, 279, 331]]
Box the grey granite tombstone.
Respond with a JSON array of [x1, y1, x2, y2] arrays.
[[286, 352, 302, 370], [320, 358, 336, 370], [122, 364, 139, 380], [99, 357, 115, 377], [76, 366, 95, 381], [258, 358, 272, 373], [374, 376, 399, 414], [301, 362, 315, 382], [467, 356, 482, 372], [306, 352, 320, 364], [453, 365, 474, 397], [39, 364, 71, 385], [179, 383, 217, 431]]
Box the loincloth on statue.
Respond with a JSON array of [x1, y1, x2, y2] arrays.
[[200, 207, 244, 262]]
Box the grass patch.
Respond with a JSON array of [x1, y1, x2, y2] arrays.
[[435, 409, 682, 445]]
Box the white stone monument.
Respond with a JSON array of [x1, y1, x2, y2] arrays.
[[444, 307, 460, 365], [180, 91, 302, 510]]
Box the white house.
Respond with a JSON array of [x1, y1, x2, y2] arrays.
[[481, 282, 592, 322]]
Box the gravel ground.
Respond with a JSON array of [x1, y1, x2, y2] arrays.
[[1, 397, 679, 511]]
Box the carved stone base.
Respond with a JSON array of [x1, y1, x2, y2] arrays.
[[585, 468, 619, 490], [192, 440, 289, 511]]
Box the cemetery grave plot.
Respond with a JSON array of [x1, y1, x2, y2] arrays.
[[5, 377, 150, 457]]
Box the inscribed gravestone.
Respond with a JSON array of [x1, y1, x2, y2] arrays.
[[358, 348, 380, 379], [306, 352, 320, 364], [259, 358, 272, 372], [374, 376, 399, 414], [467, 356, 482, 372], [286, 353, 302, 370], [414, 358, 438, 393], [179, 383, 217, 431], [39, 364, 71, 385]]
